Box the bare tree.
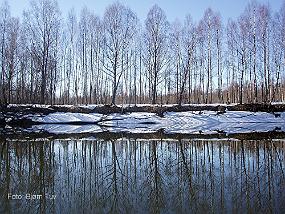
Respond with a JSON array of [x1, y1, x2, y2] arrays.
[[257, 4, 271, 103], [169, 19, 182, 104], [246, 1, 259, 103], [237, 13, 250, 104], [181, 15, 197, 105], [272, 1, 285, 101], [213, 14, 223, 103], [5, 17, 20, 104], [144, 5, 169, 104], [226, 20, 238, 103], [0, 1, 10, 104], [24, 0, 60, 104], [103, 2, 138, 105], [170, 15, 197, 105], [202, 8, 215, 104], [63, 8, 77, 104]]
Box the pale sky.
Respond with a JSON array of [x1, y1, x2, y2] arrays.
[[5, 0, 284, 23]]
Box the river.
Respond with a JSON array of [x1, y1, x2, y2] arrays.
[[0, 136, 285, 213]]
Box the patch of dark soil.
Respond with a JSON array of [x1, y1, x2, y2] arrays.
[[230, 131, 285, 140], [2, 105, 92, 115], [139, 121, 157, 125], [166, 105, 220, 112], [0, 112, 5, 127], [3, 103, 285, 116], [51, 105, 91, 113], [227, 103, 285, 112], [91, 105, 122, 114], [122, 104, 224, 116], [7, 117, 39, 127], [1, 105, 55, 116]]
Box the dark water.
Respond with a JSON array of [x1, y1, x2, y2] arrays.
[[0, 137, 285, 213]]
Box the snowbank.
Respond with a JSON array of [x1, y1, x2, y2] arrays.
[[32, 112, 102, 124], [164, 111, 285, 134], [32, 124, 102, 134], [28, 111, 285, 135]]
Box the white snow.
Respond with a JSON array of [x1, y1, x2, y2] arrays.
[[163, 111, 285, 134], [32, 124, 102, 134], [98, 112, 167, 133], [7, 104, 51, 108], [29, 111, 285, 134], [78, 104, 102, 109], [32, 112, 102, 124]]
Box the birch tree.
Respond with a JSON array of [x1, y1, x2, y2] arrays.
[[103, 2, 138, 105], [144, 5, 169, 104], [24, 0, 61, 104]]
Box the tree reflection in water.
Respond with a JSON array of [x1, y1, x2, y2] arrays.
[[0, 137, 285, 213]]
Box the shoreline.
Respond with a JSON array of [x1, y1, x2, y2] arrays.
[[2, 129, 285, 141], [2, 103, 285, 115]]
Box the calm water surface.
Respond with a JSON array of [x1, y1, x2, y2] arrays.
[[0, 137, 285, 213]]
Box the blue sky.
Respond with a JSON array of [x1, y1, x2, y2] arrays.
[[6, 0, 284, 23]]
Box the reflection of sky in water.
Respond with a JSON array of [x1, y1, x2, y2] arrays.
[[0, 138, 285, 213]]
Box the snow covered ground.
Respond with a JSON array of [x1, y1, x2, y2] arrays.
[[28, 111, 285, 135], [163, 111, 285, 134], [31, 124, 102, 134], [32, 112, 102, 124]]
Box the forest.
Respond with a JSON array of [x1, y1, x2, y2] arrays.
[[0, 0, 284, 106]]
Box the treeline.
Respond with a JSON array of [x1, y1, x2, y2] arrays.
[[0, 0, 284, 105]]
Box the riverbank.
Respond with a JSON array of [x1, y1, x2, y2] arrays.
[[1, 103, 285, 136], [1, 103, 285, 126], [3, 103, 285, 115], [2, 128, 285, 141]]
